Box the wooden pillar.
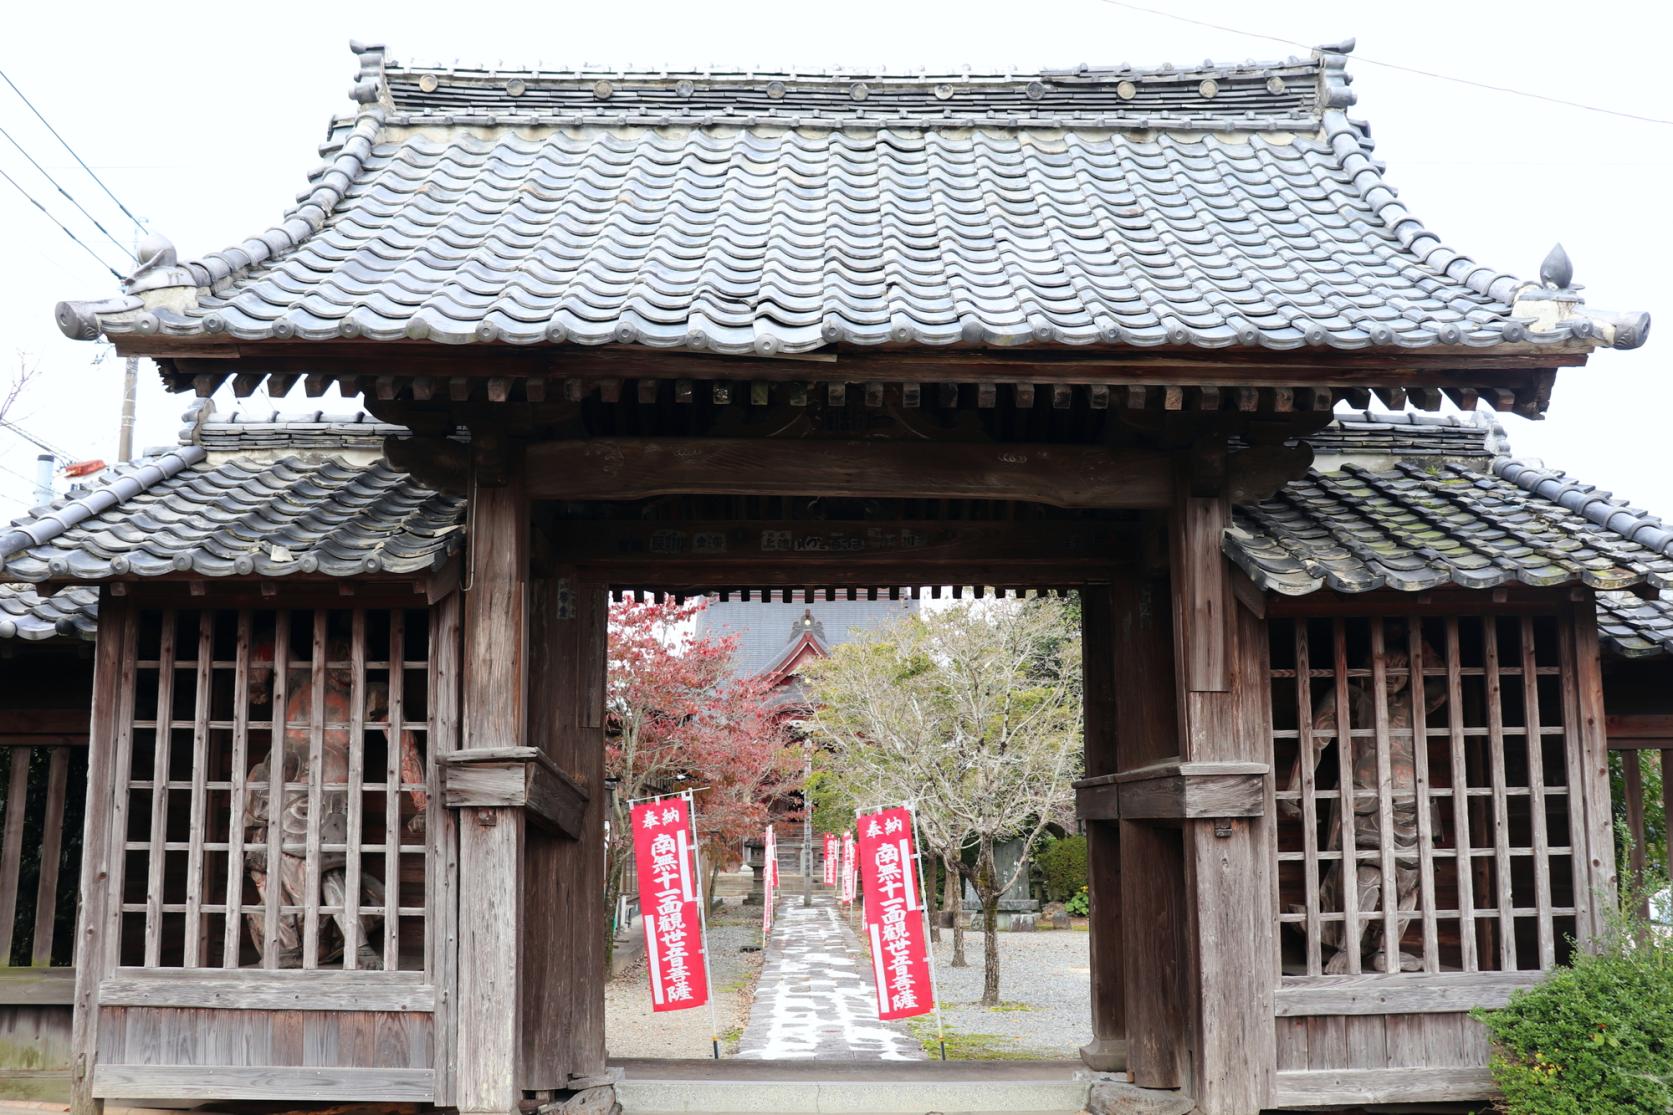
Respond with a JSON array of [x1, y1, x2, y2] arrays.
[[1078, 585, 1125, 1072], [70, 590, 133, 1115], [1567, 598, 1618, 941], [457, 455, 529, 1114], [1113, 573, 1190, 1090], [1170, 482, 1275, 1114], [523, 567, 609, 1090]]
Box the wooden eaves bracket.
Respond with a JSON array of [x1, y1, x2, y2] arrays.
[[1073, 761, 1267, 824], [439, 747, 589, 839]]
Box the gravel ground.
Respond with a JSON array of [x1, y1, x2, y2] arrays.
[[923, 925, 1092, 1059], [606, 901, 766, 1059]]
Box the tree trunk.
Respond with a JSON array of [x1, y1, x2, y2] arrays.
[[927, 857, 941, 943], [945, 846, 968, 968], [704, 855, 721, 916], [978, 833, 1001, 1006], [603, 822, 632, 965]]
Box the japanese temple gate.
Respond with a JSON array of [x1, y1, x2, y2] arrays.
[[18, 37, 1662, 1115]]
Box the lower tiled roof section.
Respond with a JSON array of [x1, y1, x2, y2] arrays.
[[1305, 409, 1508, 459], [1226, 459, 1673, 596], [196, 408, 410, 452], [1596, 591, 1673, 659], [0, 455, 464, 582], [0, 583, 98, 641]]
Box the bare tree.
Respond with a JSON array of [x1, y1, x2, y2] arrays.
[[1, 353, 41, 425], [804, 600, 1083, 1005]]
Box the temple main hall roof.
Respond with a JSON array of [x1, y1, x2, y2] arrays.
[[54, 42, 1646, 359]]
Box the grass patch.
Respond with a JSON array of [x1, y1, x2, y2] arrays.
[[985, 1001, 1036, 1012], [906, 1018, 1039, 1060]]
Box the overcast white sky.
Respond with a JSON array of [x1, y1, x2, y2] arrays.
[[1, 0, 1667, 517]]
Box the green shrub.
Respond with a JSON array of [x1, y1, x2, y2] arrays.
[[1064, 885, 1089, 917], [1472, 889, 1673, 1114], [1036, 834, 1088, 903]]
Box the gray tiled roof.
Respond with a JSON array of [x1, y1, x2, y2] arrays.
[[194, 408, 410, 452], [53, 42, 1647, 356], [0, 583, 99, 641], [1227, 455, 1673, 597], [1596, 591, 1673, 659], [1304, 409, 1510, 460], [0, 452, 464, 583], [3, 411, 1669, 657], [697, 593, 919, 680]]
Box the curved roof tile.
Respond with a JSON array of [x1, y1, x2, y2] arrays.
[[52, 42, 1647, 355], [1, 453, 464, 584]]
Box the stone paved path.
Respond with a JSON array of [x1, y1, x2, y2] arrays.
[[735, 893, 924, 1060]]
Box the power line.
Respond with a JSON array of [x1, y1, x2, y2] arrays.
[[0, 417, 76, 461], [0, 164, 124, 280], [1087, 0, 1673, 127], [0, 65, 152, 234], [0, 122, 136, 260]]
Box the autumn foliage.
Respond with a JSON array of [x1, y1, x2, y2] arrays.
[[605, 598, 799, 925]]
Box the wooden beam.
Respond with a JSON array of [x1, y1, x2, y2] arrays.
[[1075, 765, 1268, 821], [440, 747, 589, 839], [524, 438, 1174, 508], [1272, 1068, 1495, 1107], [96, 969, 434, 1012], [0, 965, 75, 1006], [1273, 971, 1545, 1017], [92, 1066, 435, 1103], [0, 707, 90, 746], [546, 518, 1133, 570]]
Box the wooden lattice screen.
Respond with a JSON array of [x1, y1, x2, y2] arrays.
[[1269, 613, 1581, 978], [111, 606, 431, 972], [0, 742, 85, 971]]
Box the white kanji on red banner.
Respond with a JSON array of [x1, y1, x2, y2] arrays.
[[839, 830, 857, 906], [629, 796, 709, 1012], [856, 805, 934, 1021], [762, 824, 779, 935], [823, 832, 839, 887]]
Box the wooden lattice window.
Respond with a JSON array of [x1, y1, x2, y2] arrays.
[[1270, 613, 1579, 977], [113, 607, 431, 972], [0, 742, 85, 969]]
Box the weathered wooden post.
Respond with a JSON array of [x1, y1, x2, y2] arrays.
[[1077, 586, 1125, 1073], [455, 443, 530, 1114], [1168, 475, 1275, 1114]]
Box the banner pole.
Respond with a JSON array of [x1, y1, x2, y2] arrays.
[[908, 805, 948, 1062], [684, 791, 722, 1060]]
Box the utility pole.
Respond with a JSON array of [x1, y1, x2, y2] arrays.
[[117, 355, 138, 461]]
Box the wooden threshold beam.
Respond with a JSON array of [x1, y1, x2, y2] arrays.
[[1074, 762, 1269, 822], [526, 438, 1173, 508], [440, 747, 588, 840]]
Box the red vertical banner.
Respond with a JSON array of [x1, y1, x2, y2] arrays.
[[822, 833, 839, 886], [630, 796, 710, 1012], [839, 831, 857, 906], [857, 805, 934, 1021], [762, 824, 778, 935]]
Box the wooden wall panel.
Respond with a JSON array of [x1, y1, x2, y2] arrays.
[[1278, 1011, 1489, 1072], [95, 1007, 432, 1069]]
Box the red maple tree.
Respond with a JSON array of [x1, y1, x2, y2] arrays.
[[605, 598, 799, 923]]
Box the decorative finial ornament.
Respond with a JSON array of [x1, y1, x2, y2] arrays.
[[1540, 243, 1574, 290]]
